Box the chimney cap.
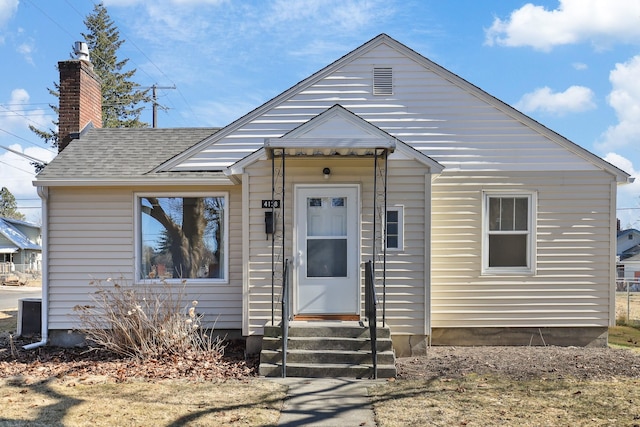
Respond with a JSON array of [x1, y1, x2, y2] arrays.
[[73, 41, 90, 62]]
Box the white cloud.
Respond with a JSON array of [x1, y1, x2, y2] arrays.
[[267, 0, 389, 31], [514, 85, 596, 115], [0, 143, 55, 223], [190, 98, 261, 127], [604, 152, 640, 227], [597, 55, 640, 151], [104, 0, 226, 5], [0, 88, 51, 132], [572, 62, 588, 71], [17, 38, 34, 64], [0, 0, 18, 28], [485, 0, 640, 51]]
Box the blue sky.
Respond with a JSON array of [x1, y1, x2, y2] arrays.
[[1, 0, 639, 226]]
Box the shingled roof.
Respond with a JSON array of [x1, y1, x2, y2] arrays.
[[0, 217, 40, 252], [36, 127, 221, 183]]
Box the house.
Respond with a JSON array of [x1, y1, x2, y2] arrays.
[[0, 217, 42, 283], [32, 35, 631, 360], [617, 228, 640, 260], [616, 227, 640, 290]]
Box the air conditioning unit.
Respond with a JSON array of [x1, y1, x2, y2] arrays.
[[17, 298, 41, 337]]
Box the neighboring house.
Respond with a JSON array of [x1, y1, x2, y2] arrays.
[[0, 217, 42, 278], [33, 34, 631, 355], [616, 228, 640, 289], [617, 228, 640, 260]]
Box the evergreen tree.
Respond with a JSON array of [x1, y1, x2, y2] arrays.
[[29, 2, 151, 167], [83, 2, 150, 128], [0, 187, 26, 221]]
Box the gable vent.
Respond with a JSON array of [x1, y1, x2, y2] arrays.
[[373, 67, 393, 95]]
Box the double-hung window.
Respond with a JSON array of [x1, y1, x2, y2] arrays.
[[386, 206, 404, 251], [483, 192, 535, 274], [136, 193, 228, 282]]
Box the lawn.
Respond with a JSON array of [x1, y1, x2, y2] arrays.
[[1, 294, 640, 425], [0, 377, 286, 426], [370, 374, 640, 426]]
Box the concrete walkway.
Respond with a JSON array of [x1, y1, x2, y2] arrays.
[[269, 378, 380, 427]]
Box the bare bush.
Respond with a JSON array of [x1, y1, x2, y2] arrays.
[[73, 278, 225, 359]]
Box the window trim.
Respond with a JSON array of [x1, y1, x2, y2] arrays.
[[482, 191, 536, 275], [134, 191, 229, 284], [385, 205, 404, 251]]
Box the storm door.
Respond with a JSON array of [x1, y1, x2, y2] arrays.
[[294, 185, 359, 315]]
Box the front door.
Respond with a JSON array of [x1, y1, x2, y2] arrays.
[[295, 185, 359, 315]]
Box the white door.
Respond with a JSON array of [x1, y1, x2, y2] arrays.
[[295, 185, 359, 315]]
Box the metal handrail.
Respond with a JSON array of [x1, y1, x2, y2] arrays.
[[281, 258, 291, 378], [365, 260, 378, 379]]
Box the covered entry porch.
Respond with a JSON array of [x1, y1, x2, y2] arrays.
[[227, 104, 442, 376], [260, 112, 396, 378]]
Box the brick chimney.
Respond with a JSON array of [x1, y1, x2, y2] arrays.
[[58, 42, 102, 152]]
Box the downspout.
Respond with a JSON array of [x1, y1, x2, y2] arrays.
[[24, 186, 49, 350]]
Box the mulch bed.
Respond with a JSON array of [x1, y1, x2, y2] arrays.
[[3, 332, 640, 382], [0, 333, 258, 382]]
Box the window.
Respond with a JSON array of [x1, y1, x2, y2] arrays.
[[373, 67, 393, 95], [136, 193, 228, 282], [483, 193, 534, 273], [386, 206, 404, 250]]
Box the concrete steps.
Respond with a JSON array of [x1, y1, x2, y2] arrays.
[[259, 320, 396, 378]]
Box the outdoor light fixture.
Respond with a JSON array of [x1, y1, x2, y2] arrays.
[[323, 167, 331, 180]]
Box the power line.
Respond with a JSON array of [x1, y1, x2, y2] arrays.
[[0, 128, 57, 156], [0, 144, 47, 163], [62, 0, 199, 125], [26, 0, 200, 128], [147, 85, 176, 128], [0, 159, 36, 175]]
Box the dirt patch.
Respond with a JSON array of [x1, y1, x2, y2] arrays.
[[396, 345, 640, 381]]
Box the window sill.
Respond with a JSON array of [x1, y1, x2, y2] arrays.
[[481, 268, 534, 276], [135, 278, 229, 286]]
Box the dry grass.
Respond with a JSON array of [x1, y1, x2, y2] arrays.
[[609, 325, 640, 351], [0, 377, 286, 426], [616, 292, 640, 325], [371, 375, 640, 427]]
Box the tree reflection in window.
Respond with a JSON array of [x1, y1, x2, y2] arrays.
[[140, 196, 225, 280]]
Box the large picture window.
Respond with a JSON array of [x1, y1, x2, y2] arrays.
[[483, 193, 534, 274], [137, 194, 227, 282]]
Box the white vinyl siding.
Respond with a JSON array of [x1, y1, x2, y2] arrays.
[[431, 170, 615, 328], [173, 42, 602, 176], [46, 186, 243, 331], [243, 157, 431, 336]]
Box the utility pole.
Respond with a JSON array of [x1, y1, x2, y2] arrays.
[[150, 84, 176, 128]]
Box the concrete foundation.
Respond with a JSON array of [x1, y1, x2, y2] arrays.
[[430, 327, 609, 347], [49, 329, 87, 347], [47, 326, 608, 351], [391, 335, 429, 357], [246, 334, 263, 355]]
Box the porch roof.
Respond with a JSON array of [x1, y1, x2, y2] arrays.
[[264, 137, 395, 158]]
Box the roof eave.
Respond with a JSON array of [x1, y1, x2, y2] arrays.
[[33, 176, 234, 187]]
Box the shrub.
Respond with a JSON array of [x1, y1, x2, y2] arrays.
[[73, 278, 224, 359]]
